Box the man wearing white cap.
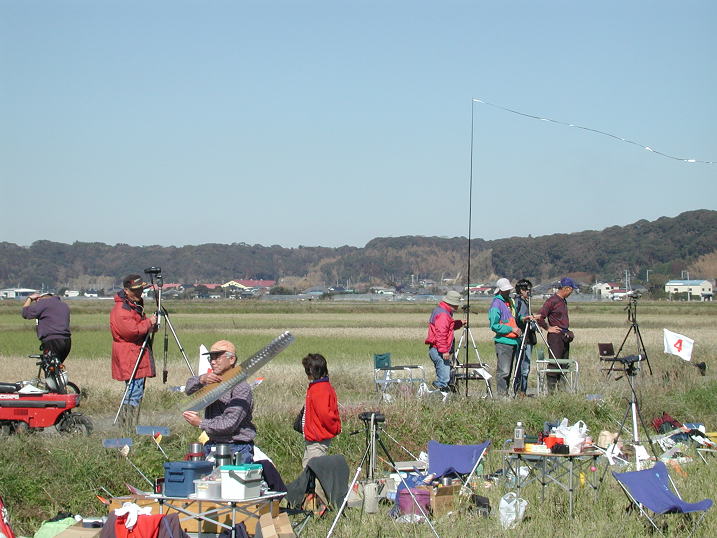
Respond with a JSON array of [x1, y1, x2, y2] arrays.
[[424, 290, 464, 392], [488, 278, 522, 397]]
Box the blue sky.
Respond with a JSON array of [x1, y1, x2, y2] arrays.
[[2, 1, 715, 248]]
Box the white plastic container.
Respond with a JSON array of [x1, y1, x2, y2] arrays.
[[219, 464, 263, 499], [194, 479, 221, 499]]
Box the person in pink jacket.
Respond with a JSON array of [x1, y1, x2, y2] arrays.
[[424, 290, 464, 391]]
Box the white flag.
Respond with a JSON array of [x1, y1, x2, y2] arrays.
[[663, 329, 694, 361]]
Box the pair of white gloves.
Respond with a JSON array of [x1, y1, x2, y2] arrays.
[[114, 502, 153, 529]]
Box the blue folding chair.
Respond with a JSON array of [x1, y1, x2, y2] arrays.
[[613, 461, 712, 536], [427, 440, 491, 492]]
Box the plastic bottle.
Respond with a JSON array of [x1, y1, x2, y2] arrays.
[[513, 422, 525, 450]]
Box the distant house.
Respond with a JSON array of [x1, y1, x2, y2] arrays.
[[592, 282, 621, 298], [665, 280, 713, 300], [370, 287, 396, 295], [222, 279, 276, 289], [1, 288, 37, 299]]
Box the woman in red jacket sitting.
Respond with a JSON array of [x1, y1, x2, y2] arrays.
[[300, 353, 341, 468]]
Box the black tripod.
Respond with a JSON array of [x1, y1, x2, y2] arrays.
[[113, 268, 194, 425], [510, 292, 564, 397], [599, 356, 657, 477], [606, 293, 652, 377], [328, 412, 440, 537]]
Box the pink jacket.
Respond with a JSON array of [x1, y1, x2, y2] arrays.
[[424, 301, 463, 353]]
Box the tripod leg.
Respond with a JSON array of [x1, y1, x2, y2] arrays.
[[633, 324, 652, 375], [376, 435, 440, 538], [113, 330, 152, 425], [162, 309, 195, 376], [467, 327, 493, 398]]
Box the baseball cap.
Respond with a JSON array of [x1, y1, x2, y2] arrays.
[[123, 274, 149, 290], [559, 277, 579, 289], [495, 278, 513, 293], [442, 290, 463, 307], [208, 340, 237, 358]]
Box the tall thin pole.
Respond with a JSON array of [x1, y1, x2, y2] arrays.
[[464, 99, 475, 396]]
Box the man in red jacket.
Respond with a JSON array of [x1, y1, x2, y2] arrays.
[[425, 290, 464, 393], [110, 274, 157, 428], [299, 353, 341, 469]]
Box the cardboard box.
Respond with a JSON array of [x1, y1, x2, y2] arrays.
[[256, 512, 295, 538], [430, 484, 462, 518], [53, 523, 102, 538]]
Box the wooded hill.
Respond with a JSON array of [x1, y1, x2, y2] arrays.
[[1, 209, 715, 290]]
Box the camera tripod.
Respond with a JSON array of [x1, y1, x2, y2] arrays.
[[452, 324, 493, 398], [599, 356, 657, 477], [605, 293, 652, 378], [510, 293, 564, 398], [328, 412, 440, 538], [113, 268, 195, 425]]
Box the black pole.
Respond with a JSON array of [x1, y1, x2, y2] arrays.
[[464, 99, 476, 397]]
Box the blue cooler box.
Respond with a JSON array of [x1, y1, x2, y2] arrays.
[[163, 461, 214, 497]]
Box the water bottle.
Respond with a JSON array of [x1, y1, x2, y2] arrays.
[[513, 422, 525, 450]]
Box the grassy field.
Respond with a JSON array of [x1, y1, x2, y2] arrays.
[[0, 299, 716, 536]]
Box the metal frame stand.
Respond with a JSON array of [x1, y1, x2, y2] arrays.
[[328, 413, 440, 538], [452, 325, 493, 398]]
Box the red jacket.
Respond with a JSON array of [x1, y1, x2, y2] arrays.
[[424, 301, 463, 353], [304, 378, 341, 442], [110, 291, 156, 381]]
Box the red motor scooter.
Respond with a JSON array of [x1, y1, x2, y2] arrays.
[[0, 351, 93, 435]]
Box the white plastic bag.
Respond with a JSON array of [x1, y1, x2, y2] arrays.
[[499, 492, 528, 529], [556, 418, 588, 453]]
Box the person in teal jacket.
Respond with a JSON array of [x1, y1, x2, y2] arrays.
[[488, 278, 522, 397]]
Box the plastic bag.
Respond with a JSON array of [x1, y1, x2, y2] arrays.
[[499, 492, 527, 529], [556, 418, 588, 453]]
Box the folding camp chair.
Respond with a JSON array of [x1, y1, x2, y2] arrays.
[[372, 353, 426, 399], [427, 439, 491, 493], [535, 347, 579, 395], [612, 461, 712, 536]]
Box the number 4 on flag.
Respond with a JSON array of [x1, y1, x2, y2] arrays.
[[663, 329, 694, 361]]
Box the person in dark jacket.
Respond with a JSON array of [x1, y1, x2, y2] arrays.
[[299, 353, 341, 469], [536, 277, 578, 393], [513, 279, 536, 397], [183, 339, 257, 464], [110, 274, 157, 427], [22, 293, 72, 362]]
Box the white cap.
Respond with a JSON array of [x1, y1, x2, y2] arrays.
[[495, 278, 513, 293]]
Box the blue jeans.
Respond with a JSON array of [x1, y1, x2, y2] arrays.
[[123, 377, 145, 406], [428, 346, 451, 389], [513, 344, 532, 393], [205, 442, 255, 464]]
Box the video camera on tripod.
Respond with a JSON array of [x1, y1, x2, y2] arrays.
[[601, 354, 644, 376], [358, 411, 385, 424]]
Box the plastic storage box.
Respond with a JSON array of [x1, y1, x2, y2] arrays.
[[220, 464, 263, 499], [163, 460, 214, 497]]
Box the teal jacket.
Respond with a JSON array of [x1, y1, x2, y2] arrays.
[[488, 294, 520, 346]]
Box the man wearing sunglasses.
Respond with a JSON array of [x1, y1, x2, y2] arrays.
[[182, 340, 256, 464]]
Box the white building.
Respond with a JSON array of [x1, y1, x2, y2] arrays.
[[592, 282, 621, 299], [664, 280, 713, 300], [0, 288, 37, 299]]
